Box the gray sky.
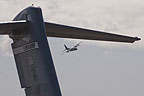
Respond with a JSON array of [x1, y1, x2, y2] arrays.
[[0, 0, 144, 96]]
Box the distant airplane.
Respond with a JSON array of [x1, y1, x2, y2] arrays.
[[0, 4, 141, 96], [62, 41, 82, 54]]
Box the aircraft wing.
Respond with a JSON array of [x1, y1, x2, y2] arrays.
[[0, 20, 29, 35], [45, 22, 140, 43], [74, 41, 82, 47]]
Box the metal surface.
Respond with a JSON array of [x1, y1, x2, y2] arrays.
[[0, 20, 29, 35], [45, 22, 140, 43]]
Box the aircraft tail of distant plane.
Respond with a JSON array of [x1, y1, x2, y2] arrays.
[[64, 44, 69, 50]]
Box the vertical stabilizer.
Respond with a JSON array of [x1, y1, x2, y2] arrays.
[[10, 6, 62, 96], [64, 44, 69, 50]]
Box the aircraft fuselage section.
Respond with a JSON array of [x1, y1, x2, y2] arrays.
[[69, 47, 77, 51]]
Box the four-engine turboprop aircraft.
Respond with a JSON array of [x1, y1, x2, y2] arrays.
[[0, 4, 141, 96], [62, 41, 82, 54]]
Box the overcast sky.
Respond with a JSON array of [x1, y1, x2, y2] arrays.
[[0, 0, 144, 96]]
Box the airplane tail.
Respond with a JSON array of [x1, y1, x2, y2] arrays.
[[64, 44, 69, 50], [9, 7, 62, 96]]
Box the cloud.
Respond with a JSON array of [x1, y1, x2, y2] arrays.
[[0, 0, 143, 55], [0, 36, 13, 56]]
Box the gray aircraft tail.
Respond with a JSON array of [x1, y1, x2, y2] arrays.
[[10, 7, 62, 96]]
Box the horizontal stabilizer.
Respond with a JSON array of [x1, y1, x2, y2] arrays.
[[45, 22, 140, 43], [0, 20, 30, 35]]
